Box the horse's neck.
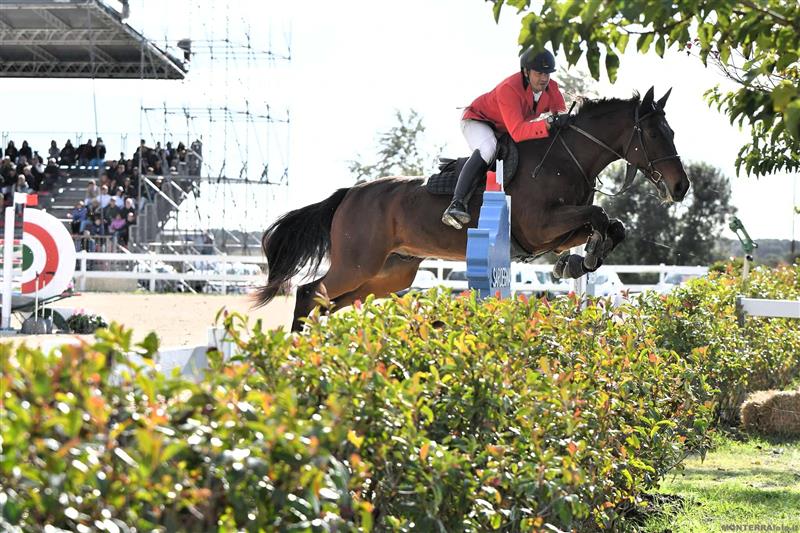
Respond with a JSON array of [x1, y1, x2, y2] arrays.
[[572, 110, 634, 178]]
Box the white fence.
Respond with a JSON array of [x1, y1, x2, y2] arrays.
[[72, 252, 709, 296]]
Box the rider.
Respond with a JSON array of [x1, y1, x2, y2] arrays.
[[441, 47, 570, 229]]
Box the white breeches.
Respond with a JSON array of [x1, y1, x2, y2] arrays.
[[460, 119, 497, 164]]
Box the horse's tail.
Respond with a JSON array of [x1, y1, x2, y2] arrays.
[[254, 188, 350, 307]]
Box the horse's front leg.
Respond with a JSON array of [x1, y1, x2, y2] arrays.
[[533, 204, 611, 277]]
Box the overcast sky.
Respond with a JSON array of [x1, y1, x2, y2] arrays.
[[2, 0, 797, 245]]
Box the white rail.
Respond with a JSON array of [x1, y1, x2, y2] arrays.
[[736, 296, 800, 326], [70, 252, 709, 295]]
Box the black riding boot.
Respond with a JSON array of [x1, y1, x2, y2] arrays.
[[441, 149, 487, 229]]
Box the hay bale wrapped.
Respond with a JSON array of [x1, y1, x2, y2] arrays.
[[740, 389, 800, 436]]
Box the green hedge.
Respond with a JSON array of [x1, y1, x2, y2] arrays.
[[2, 290, 719, 532], [638, 263, 800, 423]]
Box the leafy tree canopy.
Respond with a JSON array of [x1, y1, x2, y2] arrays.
[[349, 109, 440, 181], [489, 0, 800, 177]]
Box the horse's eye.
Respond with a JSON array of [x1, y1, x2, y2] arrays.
[[647, 128, 658, 138]]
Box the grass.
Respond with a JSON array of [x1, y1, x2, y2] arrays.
[[644, 433, 800, 532]]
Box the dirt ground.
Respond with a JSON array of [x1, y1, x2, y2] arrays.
[[2, 292, 295, 351]]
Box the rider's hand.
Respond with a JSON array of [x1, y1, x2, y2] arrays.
[[547, 113, 573, 130]]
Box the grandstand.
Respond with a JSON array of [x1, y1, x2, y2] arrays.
[[1, 1, 290, 256]]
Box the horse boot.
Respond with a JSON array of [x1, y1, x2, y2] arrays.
[[441, 149, 487, 229]]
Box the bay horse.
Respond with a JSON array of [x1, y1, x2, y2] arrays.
[[256, 87, 690, 331]]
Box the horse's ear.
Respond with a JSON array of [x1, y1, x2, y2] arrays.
[[640, 87, 655, 111], [656, 88, 672, 110]]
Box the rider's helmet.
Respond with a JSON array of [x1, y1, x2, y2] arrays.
[[520, 47, 556, 88]]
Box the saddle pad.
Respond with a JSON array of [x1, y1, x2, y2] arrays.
[[425, 133, 519, 196]]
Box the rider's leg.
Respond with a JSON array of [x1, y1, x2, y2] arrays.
[[441, 120, 495, 229]]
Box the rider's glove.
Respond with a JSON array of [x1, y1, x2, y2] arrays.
[[547, 113, 573, 130]]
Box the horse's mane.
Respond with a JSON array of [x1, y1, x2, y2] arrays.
[[574, 92, 641, 119]]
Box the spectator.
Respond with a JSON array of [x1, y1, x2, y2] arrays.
[[44, 158, 60, 189], [122, 197, 136, 220], [67, 200, 88, 234], [85, 179, 99, 205], [97, 184, 111, 209], [76, 229, 96, 253], [89, 216, 104, 237], [91, 137, 106, 167], [109, 213, 127, 244], [122, 176, 136, 198], [21, 166, 36, 191], [59, 140, 76, 166], [86, 198, 101, 224], [4, 141, 18, 162], [122, 212, 135, 245], [13, 175, 31, 194], [31, 158, 46, 190], [77, 139, 94, 166], [48, 140, 59, 161], [18, 141, 33, 162], [112, 186, 125, 209]]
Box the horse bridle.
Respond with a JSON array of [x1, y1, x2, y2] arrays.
[[547, 104, 682, 197]]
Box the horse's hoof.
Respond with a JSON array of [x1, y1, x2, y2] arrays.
[[552, 252, 570, 279], [583, 231, 603, 270]]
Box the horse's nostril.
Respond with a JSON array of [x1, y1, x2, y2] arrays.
[[674, 179, 689, 200]]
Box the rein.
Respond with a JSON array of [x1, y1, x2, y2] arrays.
[[533, 103, 682, 197]]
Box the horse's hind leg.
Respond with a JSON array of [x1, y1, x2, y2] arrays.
[[332, 255, 423, 310], [291, 229, 394, 331]]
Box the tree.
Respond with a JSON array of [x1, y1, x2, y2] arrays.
[[599, 161, 737, 265], [349, 109, 440, 182], [489, 0, 800, 177]]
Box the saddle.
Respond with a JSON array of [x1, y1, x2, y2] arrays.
[[425, 133, 519, 196]]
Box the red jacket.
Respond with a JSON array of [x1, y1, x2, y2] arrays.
[[462, 72, 566, 142]]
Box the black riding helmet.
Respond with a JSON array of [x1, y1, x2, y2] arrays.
[[520, 47, 556, 89]]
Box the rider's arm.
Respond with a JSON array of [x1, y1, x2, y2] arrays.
[[496, 84, 549, 142]]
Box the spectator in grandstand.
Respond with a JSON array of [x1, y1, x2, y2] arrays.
[[109, 212, 127, 244], [110, 162, 127, 186], [59, 140, 77, 166], [14, 175, 31, 194], [98, 184, 111, 209], [67, 200, 88, 234], [88, 216, 105, 237], [86, 197, 101, 223], [133, 139, 150, 169], [48, 140, 59, 161], [76, 139, 94, 166], [112, 186, 125, 210], [90, 137, 106, 167], [4, 141, 18, 162], [122, 212, 135, 245], [76, 229, 96, 253], [21, 166, 36, 191], [31, 158, 46, 190], [2, 160, 17, 187], [18, 141, 33, 163], [122, 176, 136, 198], [188, 139, 202, 175], [85, 179, 99, 205], [122, 197, 136, 220]]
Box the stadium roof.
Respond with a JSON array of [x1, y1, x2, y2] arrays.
[[0, 0, 186, 79]]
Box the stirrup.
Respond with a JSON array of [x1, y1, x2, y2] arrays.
[[442, 201, 470, 229]]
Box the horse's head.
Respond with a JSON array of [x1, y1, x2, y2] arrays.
[[627, 87, 690, 202]]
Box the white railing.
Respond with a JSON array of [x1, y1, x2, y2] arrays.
[[75, 251, 265, 294], [71, 253, 708, 296]]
